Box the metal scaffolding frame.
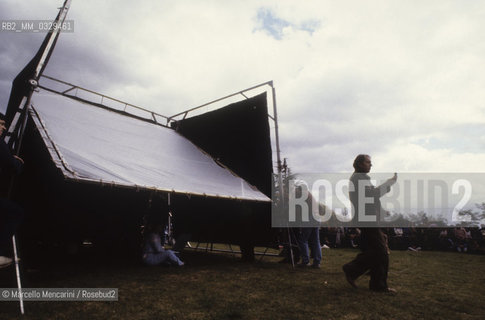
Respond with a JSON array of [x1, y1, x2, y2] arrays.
[[37, 76, 285, 185]]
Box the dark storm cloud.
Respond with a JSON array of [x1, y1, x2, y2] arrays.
[[0, 1, 134, 114]]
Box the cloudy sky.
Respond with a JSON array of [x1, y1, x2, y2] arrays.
[[1, 0, 484, 174]]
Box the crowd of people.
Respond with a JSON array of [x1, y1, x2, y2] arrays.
[[320, 226, 485, 254]]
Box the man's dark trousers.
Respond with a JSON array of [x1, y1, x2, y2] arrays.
[[343, 249, 389, 291]]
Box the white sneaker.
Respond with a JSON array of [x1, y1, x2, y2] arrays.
[[0, 256, 13, 268]]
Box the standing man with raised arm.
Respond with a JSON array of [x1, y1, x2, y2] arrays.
[[342, 154, 397, 293]]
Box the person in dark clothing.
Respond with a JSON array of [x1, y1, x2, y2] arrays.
[[0, 118, 24, 268], [342, 154, 397, 293]]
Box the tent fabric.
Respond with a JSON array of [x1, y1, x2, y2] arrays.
[[172, 93, 273, 197], [29, 90, 270, 202]]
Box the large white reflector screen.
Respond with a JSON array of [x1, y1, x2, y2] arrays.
[[30, 91, 270, 202]]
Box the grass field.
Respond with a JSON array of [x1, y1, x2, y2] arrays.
[[1, 246, 484, 320]]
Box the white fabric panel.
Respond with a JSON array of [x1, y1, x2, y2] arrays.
[[30, 91, 270, 202]]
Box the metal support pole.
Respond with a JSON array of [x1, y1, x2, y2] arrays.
[[270, 84, 295, 268], [12, 235, 24, 314], [167, 193, 171, 243], [6, 94, 31, 317]]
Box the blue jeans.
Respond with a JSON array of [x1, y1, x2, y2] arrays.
[[298, 227, 321, 265], [0, 198, 24, 256], [143, 249, 183, 266]]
